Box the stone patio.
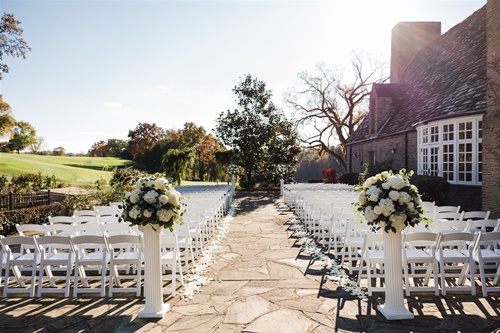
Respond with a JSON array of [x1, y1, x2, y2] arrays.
[[0, 192, 499, 332]]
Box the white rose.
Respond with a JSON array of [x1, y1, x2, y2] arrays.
[[389, 190, 400, 201], [381, 182, 391, 190], [157, 209, 174, 222], [364, 177, 377, 187], [389, 213, 407, 228], [129, 206, 142, 219], [407, 202, 415, 211], [398, 192, 412, 205], [154, 178, 167, 190], [381, 171, 390, 179], [159, 194, 169, 205], [143, 209, 153, 218], [388, 175, 405, 190], [129, 189, 142, 204], [373, 205, 383, 215], [167, 191, 180, 207], [364, 206, 377, 222], [143, 190, 159, 204], [379, 198, 395, 216], [358, 191, 367, 205]]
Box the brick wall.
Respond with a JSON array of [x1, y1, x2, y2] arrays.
[[482, 0, 500, 218]]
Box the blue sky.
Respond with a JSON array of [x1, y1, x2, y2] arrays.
[[0, 0, 486, 154]]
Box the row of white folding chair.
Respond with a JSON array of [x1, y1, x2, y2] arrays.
[[73, 205, 121, 218], [49, 215, 120, 225], [0, 234, 144, 298], [432, 218, 500, 234], [356, 230, 500, 297], [16, 222, 134, 238]]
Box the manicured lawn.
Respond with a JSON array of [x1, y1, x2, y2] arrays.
[[0, 153, 135, 184]]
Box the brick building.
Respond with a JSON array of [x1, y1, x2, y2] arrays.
[[347, 0, 500, 216]]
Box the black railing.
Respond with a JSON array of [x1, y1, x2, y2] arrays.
[[0, 191, 51, 211]]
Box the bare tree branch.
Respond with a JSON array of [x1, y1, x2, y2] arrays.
[[286, 50, 388, 170]]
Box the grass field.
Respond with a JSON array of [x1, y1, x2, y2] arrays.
[[0, 153, 135, 184]]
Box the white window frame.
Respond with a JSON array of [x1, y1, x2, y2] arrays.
[[416, 115, 482, 185]]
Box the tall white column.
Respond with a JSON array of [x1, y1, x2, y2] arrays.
[[280, 179, 284, 196], [378, 227, 414, 320], [138, 225, 170, 318], [231, 176, 236, 196]]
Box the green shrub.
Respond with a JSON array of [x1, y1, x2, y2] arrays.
[[0, 202, 69, 235], [358, 159, 395, 184], [339, 173, 360, 185], [411, 175, 450, 205]]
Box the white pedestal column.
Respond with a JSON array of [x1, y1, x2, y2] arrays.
[[138, 225, 170, 318], [231, 176, 236, 196], [378, 227, 414, 320], [280, 179, 284, 196]]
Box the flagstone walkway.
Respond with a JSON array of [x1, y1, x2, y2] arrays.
[[0, 192, 499, 332]]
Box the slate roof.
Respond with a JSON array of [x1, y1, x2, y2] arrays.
[[349, 5, 486, 144]]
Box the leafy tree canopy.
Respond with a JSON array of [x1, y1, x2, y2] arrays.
[[0, 13, 31, 80], [8, 120, 36, 153], [215, 74, 301, 188]]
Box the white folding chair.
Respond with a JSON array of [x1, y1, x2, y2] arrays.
[[73, 223, 104, 236], [45, 224, 75, 237], [463, 211, 491, 221], [72, 235, 109, 297], [435, 212, 466, 233], [402, 232, 441, 296], [73, 210, 97, 217], [472, 232, 500, 296], [108, 234, 143, 297], [36, 235, 74, 297], [357, 232, 385, 296], [161, 229, 184, 295], [94, 205, 118, 218], [436, 205, 461, 213], [72, 216, 100, 225], [48, 216, 74, 225], [1, 236, 40, 297], [102, 222, 132, 236], [466, 219, 500, 234], [436, 232, 478, 295], [341, 220, 373, 273]]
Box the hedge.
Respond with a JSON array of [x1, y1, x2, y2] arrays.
[[411, 175, 450, 206], [0, 202, 69, 235]]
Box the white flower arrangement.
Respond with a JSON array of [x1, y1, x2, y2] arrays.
[[355, 169, 427, 233], [227, 164, 239, 176], [122, 174, 184, 230]]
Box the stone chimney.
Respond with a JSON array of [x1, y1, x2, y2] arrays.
[[390, 22, 441, 83], [482, 0, 500, 217]]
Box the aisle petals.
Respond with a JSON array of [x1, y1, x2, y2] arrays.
[[179, 200, 239, 300]]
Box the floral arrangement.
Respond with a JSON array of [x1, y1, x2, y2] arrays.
[[122, 175, 184, 230], [355, 169, 427, 233], [227, 164, 239, 176]]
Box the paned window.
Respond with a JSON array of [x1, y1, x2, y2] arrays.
[[417, 115, 482, 185]]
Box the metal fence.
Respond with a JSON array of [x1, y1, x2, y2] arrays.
[[0, 191, 52, 211]]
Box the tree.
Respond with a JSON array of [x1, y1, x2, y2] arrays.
[[0, 95, 15, 137], [215, 74, 301, 189], [8, 120, 36, 153], [127, 122, 166, 164], [52, 146, 66, 156], [28, 135, 46, 154], [286, 52, 388, 171], [0, 13, 31, 80], [161, 147, 195, 185]]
